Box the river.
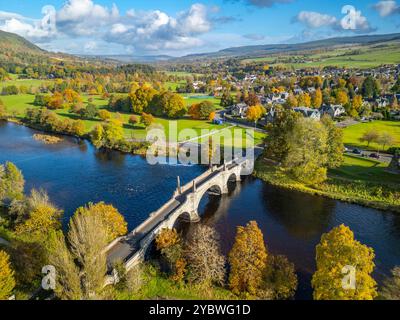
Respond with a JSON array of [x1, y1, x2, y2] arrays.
[[1, 121, 400, 299]]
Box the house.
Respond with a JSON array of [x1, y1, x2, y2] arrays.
[[375, 97, 389, 108], [320, 104, 346, 118], [230, 103, 249, 118], [265, 107, 276, 123], [293, 107, 321, 120], [293, 88, 303, 95]]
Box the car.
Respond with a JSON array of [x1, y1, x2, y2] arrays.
[[352, 148, 362, 155], [369, 153, 380, 159]]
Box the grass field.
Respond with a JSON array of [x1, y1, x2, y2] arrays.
[[0, 77, 50, 90], [243, 42, 400, 69], [1, 93, 264, 145], [330, 154, 400, 185], [343, 120, 400, 151]]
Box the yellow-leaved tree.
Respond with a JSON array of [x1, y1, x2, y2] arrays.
[[312, 224, 377, 300], [228, 221, 267, 297], [75, 202, 128, 242], [0, 250, 15, 300]]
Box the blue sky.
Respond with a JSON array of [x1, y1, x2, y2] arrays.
[[0, 0, 399, 56]]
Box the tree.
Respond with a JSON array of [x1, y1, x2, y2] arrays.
[[220, 91, 235, 108], [188, 101, 216, 120], [261, 255, 297, 300], [47, 92, 64, 110], [378, 132, 395, 151], [359, 129, 380, 147], [336, 89, 349, 105], [285, 94, 298, 108], [245, 92, 260, 106], [380, 266, 400, 300], [67, 211, 108, 299], [229, 221, 267, 297], [0, 99, 7, 120], [128, 115, 138, 126], [129, 86, 157, 114], [81, 103, 98, 119], [264, 108, 300, 162], [312, 224, 377, 300], [71, 120, 85, 137], [321, 115, 344, 168], [311, 88, 323, 108], [47, 230, 82, 300], [297, 93, 311, 107], [150, 91, 187, 118], [362, 76, 380, 99], [155, 228, 185, 281], [98, 109, 111, 121], [14, 189, 62, 242], [209, 111, 216, 121], [90, 120, 124, 149], [284, 118, 329, 184], [246, 105, 265, 126], [0, 250, 15, 300], [352, 95, 363, 112], [90, 124, 105, 149], [391, 78, 400, 94], [0, 162, 25, 205], [140, 112, 154, 128], [74, 202, 127, 242], [185, 225, 225, 286]]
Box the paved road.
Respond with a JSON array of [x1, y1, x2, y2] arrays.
[[345, 147, 393, 164]]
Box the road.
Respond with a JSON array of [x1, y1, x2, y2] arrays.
[[345, 147, 393, 164]]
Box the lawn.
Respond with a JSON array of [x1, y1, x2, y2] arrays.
[[330, 154, 400, 185], [343, 120, 400, 151], [1, 93, 261, 145], [0, 77, 50, 90], [243, 42, 400, 69], [182, 94, 222, 110]]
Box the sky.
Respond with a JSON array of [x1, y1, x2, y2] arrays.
[[0, 0, 399, 56]]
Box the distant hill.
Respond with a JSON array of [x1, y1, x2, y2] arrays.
[[84, 54, 174, 63], [178, 33, 400, 61], [0, 30, 45, 53]]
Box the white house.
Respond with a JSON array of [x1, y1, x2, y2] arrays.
[[230, 103, 249, 118], [294, 107, 321, 120], [320, 104, 346, 118]]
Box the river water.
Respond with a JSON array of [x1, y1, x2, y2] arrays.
[[1, 121, 400, 299]]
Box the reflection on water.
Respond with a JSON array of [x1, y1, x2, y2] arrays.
[[1, 122, 400, 300]]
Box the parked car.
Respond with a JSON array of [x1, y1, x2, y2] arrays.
[[352, 148, 362, 155], [369, 153, 380, 159]]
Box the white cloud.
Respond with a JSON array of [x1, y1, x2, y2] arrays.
[[0, 1, 231, 54], [293, 8, 375, 34], [373, 1, 400, 16], [56, 0, 119, 36], [230, 0, 294, 7], [103, 4, 212, 52], [295, 11, 337, 28], [0, 10, 24, 21], [0, 6, 56, 42]]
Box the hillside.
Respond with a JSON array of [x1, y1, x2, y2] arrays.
[[179, 33, 400, 61], [0, 30, 49, 66]]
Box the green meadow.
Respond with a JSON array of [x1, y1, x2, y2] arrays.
[[1, 93, 263, 144], [343, 120, 400, 151]]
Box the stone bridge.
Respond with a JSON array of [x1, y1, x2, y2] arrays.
[[104, 158, 251, 283]]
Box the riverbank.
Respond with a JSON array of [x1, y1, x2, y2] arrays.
[[254, 158, 400, 213], [4, 118, 150, 156]]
